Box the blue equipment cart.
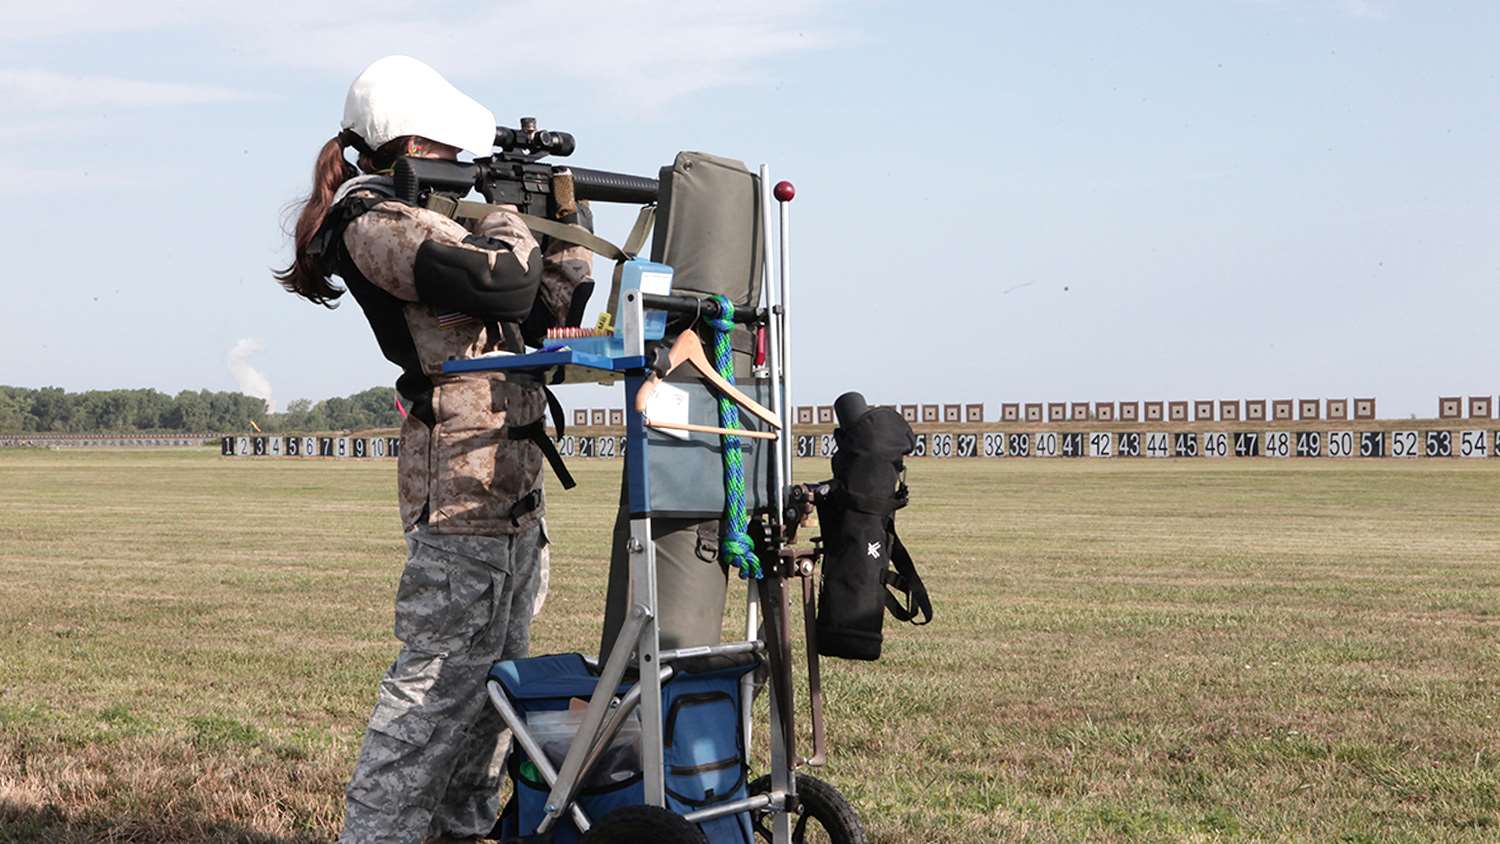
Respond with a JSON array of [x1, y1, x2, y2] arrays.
[[442, 170, 863, 844]]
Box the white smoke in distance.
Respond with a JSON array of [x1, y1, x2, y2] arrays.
[[228, 338, 274, 413]]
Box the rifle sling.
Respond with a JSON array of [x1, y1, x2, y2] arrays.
[[426, 195, 632, 262], [621, 204, 656, 257]]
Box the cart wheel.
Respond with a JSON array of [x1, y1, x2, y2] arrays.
[[749, 774, 867, 844], [579, 805, 709, 844]]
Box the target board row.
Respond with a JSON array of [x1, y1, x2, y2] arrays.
[[225, 430, 1500, 460], [888, 430, 1500, 459]]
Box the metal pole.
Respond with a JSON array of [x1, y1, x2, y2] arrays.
[[658, 640, 761, 663], [682, 794, 775, 824], [801, 575, 827, 767], [619, 287, 666, 807], [747, 163, 778, 763], [741, 588, 759, 753], [628, 511, 664, 808], [776, 181, 795, 487], [764, 581, 794, 844], [759, 164, 796, 844], [760, 164, 785, 520]]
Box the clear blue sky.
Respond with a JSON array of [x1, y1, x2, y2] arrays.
[[2, 1, 1496, 419]]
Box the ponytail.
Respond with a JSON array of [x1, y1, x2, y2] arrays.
[[275, 136, 357, 305]]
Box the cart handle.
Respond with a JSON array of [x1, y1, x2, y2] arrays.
[[641, 293, 764, 325]]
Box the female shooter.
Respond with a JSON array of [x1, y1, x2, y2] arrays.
[[276, 56, 593, 844]]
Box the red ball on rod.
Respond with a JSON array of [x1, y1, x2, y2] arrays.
[[773, 180, 796, 202]]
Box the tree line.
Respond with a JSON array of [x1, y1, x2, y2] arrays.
[[0, 386, 403, 434]]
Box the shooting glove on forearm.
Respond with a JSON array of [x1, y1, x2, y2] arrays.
[[520, 173, 596, 345]]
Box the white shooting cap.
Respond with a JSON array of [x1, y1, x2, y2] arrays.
[[341, 56, 496, 156]]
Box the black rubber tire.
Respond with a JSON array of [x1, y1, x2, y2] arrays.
[[749, 773, 868, 844], [579, 805, 709, 844]]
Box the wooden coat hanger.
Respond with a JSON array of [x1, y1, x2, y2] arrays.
[[634, 328, 782, 440]]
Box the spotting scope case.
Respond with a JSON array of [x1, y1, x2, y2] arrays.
[[814, 393, 932, 661]]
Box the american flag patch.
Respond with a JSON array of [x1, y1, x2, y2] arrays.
[[437, 312, 478, 329]]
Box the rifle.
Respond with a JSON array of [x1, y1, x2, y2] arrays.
[[392, 116, 660, 222]]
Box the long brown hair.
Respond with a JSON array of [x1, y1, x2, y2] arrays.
[[275, 136, 357, 305]]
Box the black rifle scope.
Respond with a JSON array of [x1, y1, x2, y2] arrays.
[[494, 116, 576, 157]]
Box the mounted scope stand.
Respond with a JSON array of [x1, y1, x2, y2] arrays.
[[443, 165, 863, 843]]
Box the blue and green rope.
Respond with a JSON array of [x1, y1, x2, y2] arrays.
[[707, 295, 761, 580]]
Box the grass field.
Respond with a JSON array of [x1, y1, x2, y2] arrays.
[[1, 449, 1498, 843]]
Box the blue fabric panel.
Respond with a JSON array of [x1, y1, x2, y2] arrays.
[[660, 665, 753, 844], [664, 691, 743, 803]]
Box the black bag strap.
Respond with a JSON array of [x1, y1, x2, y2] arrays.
[[543, 386, 566, 438], [507, 419, 576, 490], [506, 489, 543, 527], [881, 523, 932, 626]]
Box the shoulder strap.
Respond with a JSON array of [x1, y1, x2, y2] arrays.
[[307, 193, 388, 269], [881, 524, 932, 626]]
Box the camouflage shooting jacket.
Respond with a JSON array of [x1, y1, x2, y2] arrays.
[[333, 191, 593, 536]]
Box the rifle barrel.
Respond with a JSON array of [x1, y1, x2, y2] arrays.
[[569, 167, 659, 204]]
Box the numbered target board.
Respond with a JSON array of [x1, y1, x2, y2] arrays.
[[1035, 432, 1059, 458], [1328, 431, 1355, 458], [982, 432, 1006, 457], [1203, 432, 1228, 458], [1459, 430, 1489, 458], [1263, 431, 1291, 458], [1089, 432, 1113, 458], [1146, 431, 1170, 458], [1295, 431, 1321, 457]]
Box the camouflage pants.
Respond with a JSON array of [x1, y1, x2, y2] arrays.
[[339, 521, 547, 844]]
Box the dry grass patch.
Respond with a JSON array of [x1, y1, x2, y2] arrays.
[[1, 450, 1497, 842]]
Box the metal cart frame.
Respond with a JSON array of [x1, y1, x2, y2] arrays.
[[454, 166, 818, 842]]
